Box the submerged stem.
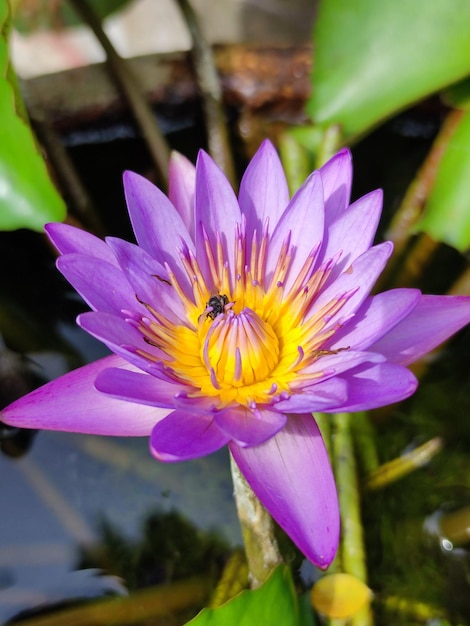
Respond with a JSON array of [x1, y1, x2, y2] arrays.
[[230, 453, 282, 587]]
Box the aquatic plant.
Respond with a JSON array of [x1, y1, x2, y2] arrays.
[[2, 140, 470, 570]]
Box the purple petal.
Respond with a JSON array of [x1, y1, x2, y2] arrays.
[[319, 148, 352, 226], [105, 237, 187, 324], [230, 413, 339, 568], [123, 171, 194, 291], [95, 367, 186, 407], [150, 411, 230, 461], [311, 242, 393, 326], [328, 288, 421, 351], [194, 151, 241, 283], [214, 406, 287, 446], [273, 377, 348, 413], [370, 294, 470, 365], [45, 223, 118, 265], [266, 171, 324, 291], [238, 140, 290, 237], [318, 189, 383, 274], [78, 311, 167, 374], [168, 151, 196, 239], [326, 362, 418, 413], [57, 254, 143, 316], [299, 349, 385, 379], [0, 355, 168, 435]]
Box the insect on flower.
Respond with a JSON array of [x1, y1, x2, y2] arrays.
[[2, 140, 470, 569]]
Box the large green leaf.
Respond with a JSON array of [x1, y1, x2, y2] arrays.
[[416, 109, 470, 251], [186, 566, 310, 626], [308, 0, 470, 139], [0, 0, 66, 231]]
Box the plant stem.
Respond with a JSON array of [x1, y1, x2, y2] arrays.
[[376, 108, 464, 291], [68, 0, 171, 188], [350, 412, 379, 476], [333, 413, 367, 582], [332, 412, 373, 626], [176, 0, 236, 186], [365, 437, 443, 490], [230, 454, 282, 587], [391, 232, 439, 288]]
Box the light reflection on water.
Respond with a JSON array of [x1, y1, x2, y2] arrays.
[[0, 431, 241, 590]]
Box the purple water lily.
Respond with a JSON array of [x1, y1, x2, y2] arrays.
[[2, 141, 470, 568]]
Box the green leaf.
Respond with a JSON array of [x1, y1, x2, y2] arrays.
[[415, 109, 470, 251], [307, 0, 470, 139], [0, 0, 66, 231], [442, 77, 470, 110], [186, 566, 304, 626]]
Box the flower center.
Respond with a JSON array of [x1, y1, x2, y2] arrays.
[[135, 224, 350, 408], [201, 307, 280, 388]]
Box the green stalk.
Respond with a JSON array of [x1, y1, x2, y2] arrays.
[[333, 413, 366, 581], [375, 108, 464, 292], [315, 125, 342, 168], [350, 412, 379, 476], [230, 454, 283, 587], [332, 412, 373, 626], [365, 437, 443, 490], [278, 132, 312, 195]]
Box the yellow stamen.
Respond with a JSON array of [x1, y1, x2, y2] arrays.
[[133, 228, 349, 408]]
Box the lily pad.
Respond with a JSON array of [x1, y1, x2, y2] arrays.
[[308, 0, 470, 139], [186, 566, 310, 626], [416, 108, 470, 251], [0, 0, 66, 231]]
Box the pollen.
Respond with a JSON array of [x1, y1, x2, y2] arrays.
[[135, 225, 349, 408]]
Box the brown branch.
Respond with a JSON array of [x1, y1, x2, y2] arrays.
[[175, 0, 236, 186], [68, 0, 171, 189]]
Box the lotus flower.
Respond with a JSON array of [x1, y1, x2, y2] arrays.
[[2, 141, 470, 568]]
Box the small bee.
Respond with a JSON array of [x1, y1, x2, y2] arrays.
[[206, 294, 230, 320]]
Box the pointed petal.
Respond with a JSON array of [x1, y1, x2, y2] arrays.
[[57, 254, 144, 316], [78, 311, 167, 375], [95, 367, 186, 407], [123, 171, 194, 291], [0, 355, 167, 435], [150, 411, 230, 461], [45, 223, 118, 265], [214, 406, 286, 446], [106, 237, 187, 324], [194, 151, 241, 281], [370, 295, 470, 365], [273, 377, 348, 413], [319, 148, 352, 226], [311, 242, 393, 326], [267, 171, 324, 291], [328, 288, 421, 351], [328, 362, 418, 412], [238, 140, 289, 237], [299, 349, 385, 378], [318, 189, 383, 273], [168, 151, 196, 239], [230, 414, 339, 568]]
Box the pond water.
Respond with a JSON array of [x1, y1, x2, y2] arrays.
[[1, 102, 470, 625]]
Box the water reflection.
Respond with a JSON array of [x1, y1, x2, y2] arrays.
[[0, 429, 240, 622]]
